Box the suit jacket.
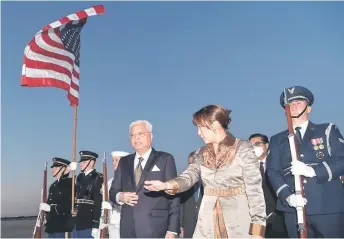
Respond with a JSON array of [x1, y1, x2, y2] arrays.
[[260, 162, 276, 218], [109, 148, 180, 238], [267, 121, 344, 214], [261, 163, 288, 238], [180, 184, 203, 238]]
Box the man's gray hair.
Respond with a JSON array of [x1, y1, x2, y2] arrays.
[[129, 120, 153, 133]]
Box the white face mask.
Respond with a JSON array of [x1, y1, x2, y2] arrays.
[[254, 147, 264, 158]]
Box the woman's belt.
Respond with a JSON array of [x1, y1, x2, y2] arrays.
[[204, 186, 245, 197]]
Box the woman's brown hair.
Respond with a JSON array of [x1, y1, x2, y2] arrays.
[[192, 104, 232, 130]]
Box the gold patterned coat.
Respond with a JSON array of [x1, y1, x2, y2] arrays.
[[167, 134, 266, 238]]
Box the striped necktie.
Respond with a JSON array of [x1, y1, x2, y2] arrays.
[[135, 157, 144, 186]]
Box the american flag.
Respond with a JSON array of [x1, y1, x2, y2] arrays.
[[21, 5, 105, 106]]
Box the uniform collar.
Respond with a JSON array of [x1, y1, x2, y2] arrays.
[[294, 120, 309, 131], [84, 168, 94, 176]]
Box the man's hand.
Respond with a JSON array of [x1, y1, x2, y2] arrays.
[[99, 222, 108, 230], [179, 227, 184, 238], [101, 201, 112, 210], [286, 194, 307, 208], [39, 203, 51, 212], [165, 231, 176, 239], [144, 180, 167, 191], [291, 161, 316, 178], [119, 192, 138, 206], [91, 228, 100, 238], [68, 162, 77, 171]]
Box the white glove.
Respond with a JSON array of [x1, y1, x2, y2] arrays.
[[99, 222, 108, 230], [39, 203, 51, 212], [102, 201, 112, 210], [291, 161, 316, 178], [91, 228, 100, 238], [68, 162, 77, 171], [286, 194, 307, 208]]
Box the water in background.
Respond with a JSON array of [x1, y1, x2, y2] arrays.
[[1, 219, 48, 238]]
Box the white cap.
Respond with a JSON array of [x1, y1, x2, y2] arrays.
[[111, 151, 130, 157]]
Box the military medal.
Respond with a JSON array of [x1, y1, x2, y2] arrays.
[[318, 138, 324, 149], [312, 139, 319, 150], [311, 138, 324, 151], [316, 151, 324, 160]]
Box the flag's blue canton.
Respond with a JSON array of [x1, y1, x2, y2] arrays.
[[60, 21, 86, 67]]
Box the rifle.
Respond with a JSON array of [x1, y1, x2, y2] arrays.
[[33, 161, 48, 238], [283, 88, 308, 238], [100, 152, 109, 238]]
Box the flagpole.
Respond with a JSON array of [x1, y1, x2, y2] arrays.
[[67, 105, 78, 239], [71, 105, 78, 212]]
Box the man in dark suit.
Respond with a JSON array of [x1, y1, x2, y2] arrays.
[[109, 120, 180, 238], [179, 151, 204, 238], [249, 133, 288, 238], [267, 86, 344, 238]]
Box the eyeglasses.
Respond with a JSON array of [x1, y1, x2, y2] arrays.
[[130, 131, 151, 138], [252, 141, 265, 147]]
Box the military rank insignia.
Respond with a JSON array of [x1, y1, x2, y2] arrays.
[[311, 138, 324, 150], [100, 184, 104, 194]]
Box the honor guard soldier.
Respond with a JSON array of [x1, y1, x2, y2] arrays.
[[72, 151, 104, 238], [267, 86, 344, 238], [39, 157, 76, 238]]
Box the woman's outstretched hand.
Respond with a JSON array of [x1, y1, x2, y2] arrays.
[[144, 180, 166, 191]]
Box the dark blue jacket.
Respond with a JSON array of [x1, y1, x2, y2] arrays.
[[267, 121, 344, 215]]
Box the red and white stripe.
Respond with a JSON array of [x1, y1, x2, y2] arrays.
[[21, 5, 105, 107]]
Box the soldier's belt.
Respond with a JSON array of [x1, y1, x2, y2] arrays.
[[283, 163, 319, 176], [204, 186, 245, 197], [75, 199, 94, 205]]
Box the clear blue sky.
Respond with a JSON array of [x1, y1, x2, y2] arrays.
[[2, 1, 344, 217]]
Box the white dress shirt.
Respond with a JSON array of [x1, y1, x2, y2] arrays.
[[134, 147, 152, 170], [294, 120, 309, 139]]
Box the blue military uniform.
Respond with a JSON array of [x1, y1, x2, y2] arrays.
[[267, 86, 344, 238]]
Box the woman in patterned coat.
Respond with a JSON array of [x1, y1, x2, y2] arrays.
[[144, 104, 266, 238]]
